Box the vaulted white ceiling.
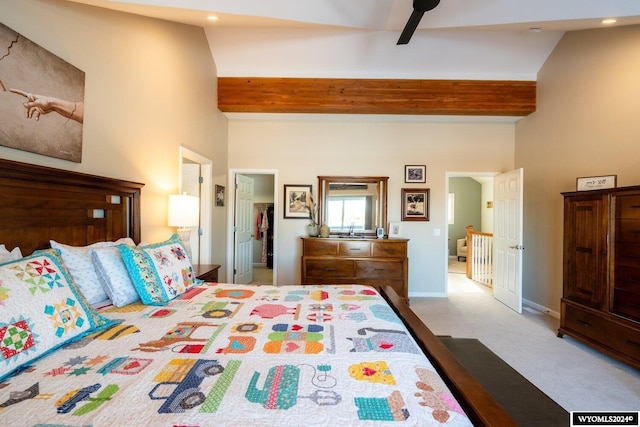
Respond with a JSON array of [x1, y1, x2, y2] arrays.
[[67, 0, 640, 80]]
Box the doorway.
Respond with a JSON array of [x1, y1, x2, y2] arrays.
[[445, 173, 495, 288], [445, 170, 524, 313], [180, 147, 213, 265], [227, 169, 278, 286]]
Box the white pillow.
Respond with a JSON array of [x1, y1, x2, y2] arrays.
[[91, 247, 139, 307], [0, 244, 23, 264], [50, 238, 135, 305]]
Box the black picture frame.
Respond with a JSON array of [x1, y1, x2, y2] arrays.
[[405, 165, 426, 183]]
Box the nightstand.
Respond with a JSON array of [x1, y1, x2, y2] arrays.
[[194, 264, 221, 282]]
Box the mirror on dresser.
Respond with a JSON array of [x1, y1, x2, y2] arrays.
[[317, 176, 388, 237]]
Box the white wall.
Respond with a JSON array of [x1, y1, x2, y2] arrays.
[[228, 116, 515, 295], [1, 0, 229, 274]]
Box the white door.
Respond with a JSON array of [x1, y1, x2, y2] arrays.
[[181, 162, 201, 264], [493, 168, 523, 313], [234, 174, 254, 284]]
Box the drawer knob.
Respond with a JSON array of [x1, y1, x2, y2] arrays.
[[324, 268, 336, 271], [577, 319, 592, 327]]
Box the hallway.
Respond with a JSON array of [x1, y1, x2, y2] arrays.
[[249, 265, 273, 285]]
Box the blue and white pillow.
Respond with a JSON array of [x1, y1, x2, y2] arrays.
[[90, 247, 139, 307], [118, 234, 200, 305], [0, 249, 115, 382], [50, 238, 135, 305]]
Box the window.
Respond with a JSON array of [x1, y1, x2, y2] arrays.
[[327, 196, 367, 230]]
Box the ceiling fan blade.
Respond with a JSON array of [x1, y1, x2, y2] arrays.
[[397, 0, 440, 45], [397, 9, 425, 45]]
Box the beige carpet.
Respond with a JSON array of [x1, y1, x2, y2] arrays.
[[410, 273, 640, 412], [250, 265, 273, 285], [448, 256, 466, 274]]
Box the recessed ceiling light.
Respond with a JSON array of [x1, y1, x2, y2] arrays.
[[602, 18, 617, 25], [207, 15, 219, 21]]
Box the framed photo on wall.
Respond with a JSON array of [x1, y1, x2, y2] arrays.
[[405, 165, 426, 183], [284, 184, 312, 219], [215, 185, 225, 207], [401, 188, 430, 221]]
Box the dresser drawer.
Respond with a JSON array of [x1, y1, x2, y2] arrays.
[[614, 265, 640, 288], [614, 242, 640, 268], [617, 195, 640, 219], [305, 259, 354, 278], [563, 302, 640, 362], [563, 302, 612, 345], [372, 241, 407, 258], [303, 239, 338, 256], [608, 321, 640, 362], [615, 219, 640, 242], [612, 288, 640, 321], [356, 260, 404, 278], [338, 241, 372, 257], [301, 237, 409, 302]]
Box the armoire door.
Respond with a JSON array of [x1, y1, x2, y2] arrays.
[[563, 193, 609, 309]]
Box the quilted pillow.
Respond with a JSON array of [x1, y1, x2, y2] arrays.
[[50, 238, 135, 305], [0, 244, 22, 264], [118, 234, 200, 305], [0, 249, 115, 382], [90, 247, 139, 307]]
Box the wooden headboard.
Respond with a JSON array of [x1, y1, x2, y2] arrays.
[[0, 158, 144, 256]]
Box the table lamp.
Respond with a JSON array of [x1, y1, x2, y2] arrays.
[[168, 193, 199, 259]]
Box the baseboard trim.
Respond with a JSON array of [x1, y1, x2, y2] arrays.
[[523, 298, 560, 319], [410, 292, 447, 298]]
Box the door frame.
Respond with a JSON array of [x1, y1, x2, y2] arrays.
[[227, 169, 279, 284], [444, 171, 498, 294], [180, 147, 213, 264]]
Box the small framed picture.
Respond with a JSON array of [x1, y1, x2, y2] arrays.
[[284, 184, 312, 219], [388, 222, 402, 238], [405, 165, 426, 183], [576, 175, 617, 191], [401, 188, 430, 221], [215, 185, 225, 207]]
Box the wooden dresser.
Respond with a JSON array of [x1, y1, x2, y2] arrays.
[[301, 237, 409, 303], [558, 185, 640, 369]]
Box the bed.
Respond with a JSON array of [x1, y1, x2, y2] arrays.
[[0, 158, 514, 426]]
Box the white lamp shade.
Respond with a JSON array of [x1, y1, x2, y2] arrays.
[[168, 194, 200, 227]]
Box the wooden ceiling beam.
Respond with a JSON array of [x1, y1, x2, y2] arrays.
[[218, 77, 536, 116]]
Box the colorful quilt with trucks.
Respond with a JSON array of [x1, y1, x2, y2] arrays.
[[0, 283, 473, 426]]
